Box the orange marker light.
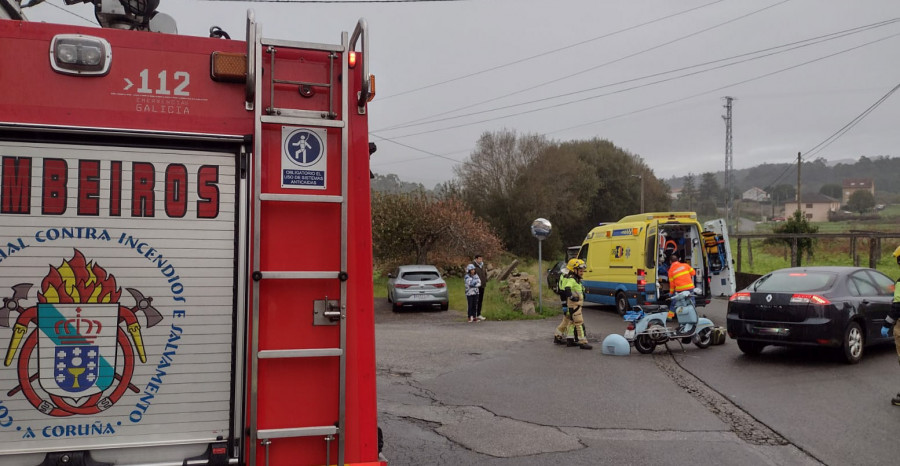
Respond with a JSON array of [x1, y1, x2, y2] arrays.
[[349, 51, 357, 68], [367, 74, 376, 102], [210, 52, 247, 83]]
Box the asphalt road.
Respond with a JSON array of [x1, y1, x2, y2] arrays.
[[375, 297, 900, 466]]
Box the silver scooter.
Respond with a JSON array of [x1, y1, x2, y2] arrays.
[[622, 290, 714, 354]]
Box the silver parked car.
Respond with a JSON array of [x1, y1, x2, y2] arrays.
[[387, 265, 449, 311]]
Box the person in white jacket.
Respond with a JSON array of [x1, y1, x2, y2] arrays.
[[465, 264, 482, 323]]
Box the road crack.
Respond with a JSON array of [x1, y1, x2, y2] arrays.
[[653, 351, 788, 446]]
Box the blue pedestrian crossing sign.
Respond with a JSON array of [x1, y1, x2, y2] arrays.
[[281, 127, 327, 189]]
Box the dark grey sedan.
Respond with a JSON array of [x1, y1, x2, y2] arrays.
[[726, 266, 896, 364], [547, 261, 567, 294]]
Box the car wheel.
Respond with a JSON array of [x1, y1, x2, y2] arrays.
[[615, 291, 629, 316], [392, 302, 402, 313], [841, 321, 864, 364], [737, 339, 765, 355], [387, 291, 392, 303], [440, 302, 448, 311], [693, 327, 712, 349]]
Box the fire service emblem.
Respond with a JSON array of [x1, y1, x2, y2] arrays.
[[2, 249, 162, 417]]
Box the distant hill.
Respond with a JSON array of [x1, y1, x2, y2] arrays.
[[825, 158, 856, 167], [665, 155, 899, 197], [371, 173, 427, 194]]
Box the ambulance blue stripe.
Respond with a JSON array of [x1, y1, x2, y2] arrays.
[[582, 279, 660, 306]]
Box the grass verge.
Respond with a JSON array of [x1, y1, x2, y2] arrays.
[[374, 264, 562, 321]]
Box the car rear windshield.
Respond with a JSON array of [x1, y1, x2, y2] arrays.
[[402, 271, 440, 281], [751, 271, 836, 292]]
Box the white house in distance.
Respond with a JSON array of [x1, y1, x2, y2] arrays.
[[669, 187, 682, 200], [842, 178, 874, 204], [741, 187, 769, 201], [781, 193, 841, 222]]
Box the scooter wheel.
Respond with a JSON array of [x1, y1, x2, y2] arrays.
[[693, 328, 712, 349], [634, 335, 656, 354]]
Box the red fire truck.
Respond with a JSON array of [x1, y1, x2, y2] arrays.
[[0, 2, 383, 465]]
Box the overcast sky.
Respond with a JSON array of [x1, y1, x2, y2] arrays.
[[24, 0, 900, 188]]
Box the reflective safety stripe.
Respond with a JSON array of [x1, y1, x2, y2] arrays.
[[559, 275, 585, 294], [668, 262, 695, 292]]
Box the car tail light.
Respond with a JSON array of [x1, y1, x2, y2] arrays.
[[432, 283, 446, 288], [729, 292, 751, 302], [790, 294, 830, 305], [393, 284, 411, 289], [626, 322, 635, 331]]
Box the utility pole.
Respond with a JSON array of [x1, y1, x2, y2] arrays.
[[796, 151, 802, 216], [632, 174, 644, 213], [722, 97, 734, 233], [640, 175, 645, 214]]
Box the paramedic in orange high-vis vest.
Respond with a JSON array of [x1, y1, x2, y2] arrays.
[[667, 253, 697, 332], [667, 253, 696, 296]]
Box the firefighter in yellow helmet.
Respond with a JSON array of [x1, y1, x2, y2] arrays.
[[882, 245, 900, 407], [553, 258, 592, 349]]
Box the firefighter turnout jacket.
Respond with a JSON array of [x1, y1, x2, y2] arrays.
[[559, 274, 585, 307]]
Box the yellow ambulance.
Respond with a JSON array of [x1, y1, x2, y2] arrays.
[[574, 212, 733, 315]]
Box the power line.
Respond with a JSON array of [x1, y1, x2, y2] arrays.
[[802, 83, 900, 159], [550, 30, 900, 135], [38, 0, 97, 26], [376, 29, 900, 172], [377, 29, 900, 140], [370, 134, 464, 165], [378, 0, 728, 100], [380, 79, 900, 182], [761, 80, 900, 190], [375, 0, 791, 131], [376, 18, 898, 133]]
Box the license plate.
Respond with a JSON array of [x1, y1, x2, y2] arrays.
[[754, 326, 789, 336], [624, 329, 635, 340], [411, 294, 430, 300]]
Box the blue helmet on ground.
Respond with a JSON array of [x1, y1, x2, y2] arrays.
[[601, 334, 630, 356]]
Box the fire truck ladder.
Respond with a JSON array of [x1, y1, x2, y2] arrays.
[[244, 12, 371, 466]]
